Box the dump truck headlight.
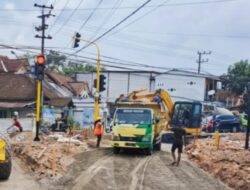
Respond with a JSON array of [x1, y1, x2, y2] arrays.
[[142, 135, 151, 142]]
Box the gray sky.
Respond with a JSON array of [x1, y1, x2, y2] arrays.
[[0, 0, 249, 75]]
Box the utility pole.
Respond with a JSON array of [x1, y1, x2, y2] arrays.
[[34, 3, 54, 141], [196, 51, 211, 74], [245, 82, 250, 149]]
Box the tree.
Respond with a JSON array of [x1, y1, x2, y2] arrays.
[[46, 50, 67, 71], [227, 60, 250, 95], [61, 63, 96, 76]]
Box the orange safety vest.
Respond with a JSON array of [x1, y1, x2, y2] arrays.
[[94, 122, 103, 135]]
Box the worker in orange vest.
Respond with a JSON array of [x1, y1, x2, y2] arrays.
[[94, 117, 103, 148]]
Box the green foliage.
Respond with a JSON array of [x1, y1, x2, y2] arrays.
[[227, 60, 250, 95], [46, 50, 67, 71], [62, 62, 96, 76], [42, 50, 97, 75]]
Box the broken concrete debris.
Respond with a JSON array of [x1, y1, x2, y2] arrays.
[[11, 131, 110, 179]]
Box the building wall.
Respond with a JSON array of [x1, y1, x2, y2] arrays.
[[76, 72, 153, 102], [155, 74, 206, 102], [76, 72, 211, 102]]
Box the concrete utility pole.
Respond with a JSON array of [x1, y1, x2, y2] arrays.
[[34, 3, 54, 141], [245, 82, 250, 149], [196, 51, 211, 74]]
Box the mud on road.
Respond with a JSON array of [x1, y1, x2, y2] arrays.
[[44, 148, 231, 190]]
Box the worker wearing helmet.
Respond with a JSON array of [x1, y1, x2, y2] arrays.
[[94, 117, 104, 148]]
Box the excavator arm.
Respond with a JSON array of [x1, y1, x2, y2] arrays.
[[123, 89, 174, 129]]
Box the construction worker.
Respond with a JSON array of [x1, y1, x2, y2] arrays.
[[11, 115, 23, 132], [94, 117, 103, 148], [170, 126, 186, 166]]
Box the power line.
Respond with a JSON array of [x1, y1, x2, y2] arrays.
[[71, 0, 153, 56], [78, 0, 103, 32], [107, 0, 170, 38], [88, 0, 123, 41], [52, 0, 85, 36], [0, 0, 241, 12], [48, 0, 71, 33]]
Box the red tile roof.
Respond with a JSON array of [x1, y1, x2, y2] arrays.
[[68, 82, 89, 96], [48, 97, 72, 107], [0, 56, 29, 73], [0, 73, 36, 101], [0, 73, 64, 102]]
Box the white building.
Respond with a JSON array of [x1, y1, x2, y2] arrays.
[[75, 69, 220, 103]]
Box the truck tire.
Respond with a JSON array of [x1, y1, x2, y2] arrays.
[[0, 145, 12, 180], [145, 148, 152, 156], [154, 141, 161, 151], [153, 135, 162, 151], [113, 147, 120, 154]]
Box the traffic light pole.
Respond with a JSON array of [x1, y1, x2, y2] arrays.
[[73, 37, 101, 121], [34, 3, 53, 141]]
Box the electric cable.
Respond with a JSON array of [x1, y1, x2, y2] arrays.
[[52, 0, 85, 36], [70, 0, 152, 56], [78, 0, 103, 32]]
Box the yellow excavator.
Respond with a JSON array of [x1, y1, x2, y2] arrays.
[[0, 134, 11, 180], [111, 89, 202, 154]]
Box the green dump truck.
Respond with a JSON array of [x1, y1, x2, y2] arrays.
[[111, 89, 202, 155]]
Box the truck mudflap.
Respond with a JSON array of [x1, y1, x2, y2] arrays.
[[111, 141, 152, 149]]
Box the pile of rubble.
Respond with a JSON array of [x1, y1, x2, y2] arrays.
[[186, 134, 250, 190], [11, 130, 111, 179]]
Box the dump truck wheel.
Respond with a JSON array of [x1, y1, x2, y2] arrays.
[[154, 142, 161, 151], [0, 146, 12, 180], [145, 148, 152, 156], [113, 147, 120, 154]]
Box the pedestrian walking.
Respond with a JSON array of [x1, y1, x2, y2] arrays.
[[170, 126, 186, 166], [94, 117, 103, 148]]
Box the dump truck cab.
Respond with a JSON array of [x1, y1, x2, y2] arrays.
[[112, 108, 154, 154], [111, 103, 166, 155]]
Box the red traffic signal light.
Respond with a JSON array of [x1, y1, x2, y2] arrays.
[[36, 55, 45, 65]]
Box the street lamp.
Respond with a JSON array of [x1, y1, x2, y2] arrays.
[[72, 35, 101, 121], [10, 51, 19, 59]]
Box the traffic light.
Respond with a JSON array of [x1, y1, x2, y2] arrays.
[[35, 54, 45, 80], [99, 74, 106, 92], [93, 74, 106, 92], [73, 32, 81, 48]]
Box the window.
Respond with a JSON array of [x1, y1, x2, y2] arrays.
[[115, 109, 152, 125]]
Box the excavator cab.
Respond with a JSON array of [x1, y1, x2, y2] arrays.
[[170, 101, 202, 135]]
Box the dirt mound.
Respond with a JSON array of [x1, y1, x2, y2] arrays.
[[10, 131, 111, 179], [186, 133, 250, 190]]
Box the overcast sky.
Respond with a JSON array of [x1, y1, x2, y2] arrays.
[[0, 0, 249, 75]]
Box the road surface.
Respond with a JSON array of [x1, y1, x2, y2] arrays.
[[0, 145, 231, 190], [0, 158, 41, 190]]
